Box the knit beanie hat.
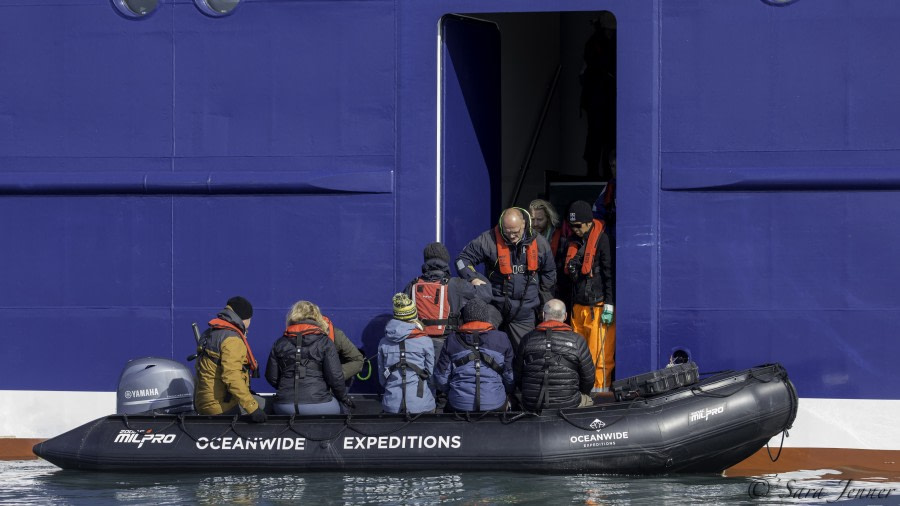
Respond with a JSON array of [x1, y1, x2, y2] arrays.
[[461, 298, 490, 323], [423, 242, 450, 263], [568, 200, 594, 224], [392, 293, 418, 321], [227, 296, 253, 320]]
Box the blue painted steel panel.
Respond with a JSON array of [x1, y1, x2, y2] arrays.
[[171, 0, 395, 159], [661, 0, 900, 153], [659, 191, 900, 399], [0, 0, 400, 393], [0, 3, 173, 158], [0, 197, 173, 308], [440, 15, 501, 258], [1, 0, 896, 404], [658, 0, 900, 399], [3, 308, 173, 391]]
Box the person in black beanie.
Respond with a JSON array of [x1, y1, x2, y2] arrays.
[[565, 199, 615, 392], [404, 241, 497, 411], [403, 241, 497, 357], [194, 295, 267, 422], [433, 298, 515, 413]]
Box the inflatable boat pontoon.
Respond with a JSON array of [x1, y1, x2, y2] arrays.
[[33, 362, 797, 474]]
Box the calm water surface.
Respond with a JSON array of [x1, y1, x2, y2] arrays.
[[2, 460, 898, 505]]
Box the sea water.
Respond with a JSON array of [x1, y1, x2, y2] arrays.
[[2, 460, 898, 505]]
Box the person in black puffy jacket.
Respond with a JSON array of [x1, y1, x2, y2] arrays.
[[265, 300, 351, 415], [515, 299, 595, 410]]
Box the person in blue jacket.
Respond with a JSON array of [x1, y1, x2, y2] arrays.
[[377, 293, 436, 414], [433, 298, 515, 413]]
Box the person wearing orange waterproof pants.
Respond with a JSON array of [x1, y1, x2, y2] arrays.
[[570, 305, 615, 391], [564, 201, 615, 392]]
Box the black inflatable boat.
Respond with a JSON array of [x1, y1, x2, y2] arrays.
[[33, 363, 797, 474]]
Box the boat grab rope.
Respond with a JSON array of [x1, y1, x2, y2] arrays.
[[688, 385, 736, 398], [747, 365, 786, 384], [229, 415, 259, 440], [120, 413, 179, 434], [344, 411, 426, 437], [449, 410, 496, 423], [556, 408, 629, 431], [356, 358, 373, 381], [499, 410, 535, 424], [168, 413, 240, 443], [766, 429, 789, 462], [286, 414, 349, 442], [690, 365, 787, 398]]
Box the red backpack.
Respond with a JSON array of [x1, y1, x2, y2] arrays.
[[411, 278, 457, 336]]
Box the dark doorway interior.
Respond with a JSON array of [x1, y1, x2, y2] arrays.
[[439, 9, 617, 303]]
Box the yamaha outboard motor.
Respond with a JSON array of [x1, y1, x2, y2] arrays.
[[116, 357, 195, 415]]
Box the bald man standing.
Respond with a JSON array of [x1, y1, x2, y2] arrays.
[[455, 208, 556, 349]]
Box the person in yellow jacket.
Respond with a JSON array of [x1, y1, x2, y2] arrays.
[[194, 296, 267, 422], [564, 201, 615, 392]]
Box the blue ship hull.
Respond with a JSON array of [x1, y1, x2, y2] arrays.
[[2, 0, 899, 469]]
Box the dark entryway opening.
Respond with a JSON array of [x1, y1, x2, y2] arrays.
[[439, 9, 617, 287]]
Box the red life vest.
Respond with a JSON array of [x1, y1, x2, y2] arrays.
[[208, 318, 259, 373], [412, 278, 455, 336], [493, 226, 538, 275], [564, 219, 605, 276]]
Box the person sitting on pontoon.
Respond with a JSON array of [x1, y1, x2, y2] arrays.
[[515, 299, 595, 410], [433, 298, 514, 413]]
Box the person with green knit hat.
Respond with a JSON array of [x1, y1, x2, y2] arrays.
[[392, 292, 420, 323], [377, 293, 435, 413]]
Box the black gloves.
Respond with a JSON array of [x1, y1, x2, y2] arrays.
[[248, 406, 267, 423], [567, 258, 582, 275]]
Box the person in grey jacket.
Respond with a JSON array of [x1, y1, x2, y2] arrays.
[[377, 293, 436, 414], [456, 208, 557, 349]]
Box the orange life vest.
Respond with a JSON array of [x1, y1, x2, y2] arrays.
[[208, 318, 259, 373], [457, 321, 495, 333], [564, 219, 605, 276], [283, 322, 328, 339], [407, 328, 430, 339], [549, 227, 562, 256], [493, 226, 538, 275], [535, 320, 573, 332], [321, 316, 337, 341]]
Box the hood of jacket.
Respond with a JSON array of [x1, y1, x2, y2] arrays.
[[216, 308, 247, 332], [420, 258, 451, 280], [384, 319, 422, 343]]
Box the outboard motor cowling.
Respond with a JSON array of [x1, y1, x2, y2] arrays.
[[116, 357, 195, 414]]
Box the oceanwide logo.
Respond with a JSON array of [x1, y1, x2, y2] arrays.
[[195, 436, 306, 451], [570, 419, 628, 448]]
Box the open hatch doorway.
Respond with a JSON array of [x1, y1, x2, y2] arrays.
[[438, 10, 617, 267]]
